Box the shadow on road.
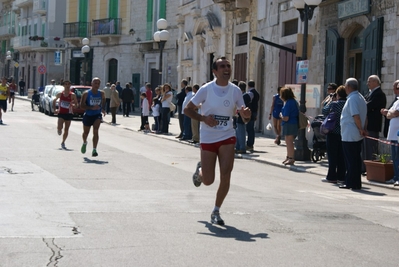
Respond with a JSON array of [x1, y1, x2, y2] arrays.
[[83, 157, 109, 165], [197, 221, 268, 242]]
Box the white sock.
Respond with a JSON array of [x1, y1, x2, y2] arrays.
[[213, 206, 220, 212]]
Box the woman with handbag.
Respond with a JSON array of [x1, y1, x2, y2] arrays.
[[279, 87, 299, 165], [321, 85, 347, 183], [160, 83, 173, 134]]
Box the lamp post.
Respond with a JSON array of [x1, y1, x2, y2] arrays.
[[153, 19, 169, 86], [292, 0, 321, 161], [6, 51, 12, 78], [81, 38, 90, 85]]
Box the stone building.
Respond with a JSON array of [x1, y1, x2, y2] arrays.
[[63, 0, 180, 106], [0, 0, 66, 89]]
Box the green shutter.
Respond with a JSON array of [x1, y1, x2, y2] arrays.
[[2, 41, 6, 54], [159, 0, 166, 19], [34, 24, 37, 35], [41, 23, 45, 36], [109, 0, 118, 19], [146, 0, 153, 40], [79, 0, 88, 22]]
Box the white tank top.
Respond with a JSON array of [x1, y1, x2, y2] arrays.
[[199, 82, 236, 144]]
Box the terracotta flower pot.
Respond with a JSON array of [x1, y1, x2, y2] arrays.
[[364, 160, 394, 183]]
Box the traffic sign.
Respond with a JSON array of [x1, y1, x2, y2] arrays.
[[38, 65, 46, 74]]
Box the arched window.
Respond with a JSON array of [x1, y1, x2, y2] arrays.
[[108, 59, 118, 83]]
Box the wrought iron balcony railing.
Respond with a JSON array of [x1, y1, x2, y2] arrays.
[[63, 22, 91, 39], [92, 18, 122, 36]]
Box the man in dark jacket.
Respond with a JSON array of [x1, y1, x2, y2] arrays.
[[246, 80, 260, 152], [121, 83, 134, 117], [362, 75, 386, 172], [175, 79, 187, 139]]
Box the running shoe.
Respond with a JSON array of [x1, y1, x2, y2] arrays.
[[57, 130, 62, 136], [394, 181, 399, 187], [0, 120, 3, 125], [92, 149, 98, 157], [61, 143, 66, 149], [81, 142, 87, 154], [192, 161, 202, 187], [211, 211, 225, 226]]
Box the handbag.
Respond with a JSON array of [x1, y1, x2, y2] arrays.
[[320, 112, 337, 134], [298, 112, 308, 129], [169, 102, 176, 112]]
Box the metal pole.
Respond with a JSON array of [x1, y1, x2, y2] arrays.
[[158, 41, 165, 86], [294, 4, 311, 161]]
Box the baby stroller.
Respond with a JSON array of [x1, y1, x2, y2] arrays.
[[310, 115, 327, 162]]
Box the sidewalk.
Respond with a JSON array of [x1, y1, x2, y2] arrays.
[[17, 95, 398, 190]]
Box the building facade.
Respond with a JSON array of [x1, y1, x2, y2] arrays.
[[5, 0, 67, 90], [63, 0, 179, 106]]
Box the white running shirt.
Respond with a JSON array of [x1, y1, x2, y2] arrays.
[[190, 81, 245, 144]]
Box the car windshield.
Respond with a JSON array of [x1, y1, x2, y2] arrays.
[[52, 87, 63, 96], [73, 88, 89, 98]]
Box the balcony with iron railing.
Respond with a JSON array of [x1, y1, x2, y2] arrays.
[[0, 25, 16, 37], [33, 0, 46, 15], [30, 37, 65, 50], [92, 18, 122, 37], [12, 35, 32, 50], [63, 22, 91, 40]]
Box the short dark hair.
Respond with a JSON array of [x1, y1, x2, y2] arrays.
[[141, 92, 147, 97], [248, 80, 255, 88], [193, 84, 200, 91], [238, 81, 247, 92], [212, 56, 228, 70], [327, 83, 338, 90], [232, 79, 239, 86], [181, 79, 188, 86], [336, 85, 347, 98], [186, 86, 192, 92]]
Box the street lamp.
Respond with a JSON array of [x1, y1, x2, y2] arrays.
[[292, 0, 321, 161], [6, 51, 12, 78], [81, 38, 90, 85], [153, 19, 169, 86]]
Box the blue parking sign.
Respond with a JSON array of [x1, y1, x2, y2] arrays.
[[54, 51, 61, 65]]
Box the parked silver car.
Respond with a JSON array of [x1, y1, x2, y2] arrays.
[[43, 85, 64, 116], [39, 85, 56, 113]]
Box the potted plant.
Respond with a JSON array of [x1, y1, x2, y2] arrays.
[[364, 153, 394, 183]]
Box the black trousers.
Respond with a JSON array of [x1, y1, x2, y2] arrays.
[[123, 102, 131, 116], [342, 140, 363, 188], [105, 98, 111, 114], [326, 133, 345, 180]]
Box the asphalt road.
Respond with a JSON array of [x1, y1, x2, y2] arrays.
[[1, 101, 399, 267]]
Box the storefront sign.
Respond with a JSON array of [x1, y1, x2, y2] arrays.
[[286, 84, 322, 109], [72, 50, 85, 58], [338, 0, 370, 20]]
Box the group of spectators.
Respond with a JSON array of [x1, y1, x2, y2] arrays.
[[320, 75, 398, 189]]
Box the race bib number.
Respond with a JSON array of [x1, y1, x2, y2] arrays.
[[213, 115, 231, 130], [90, 97, 102, 106], [60, 101, 70, 109]]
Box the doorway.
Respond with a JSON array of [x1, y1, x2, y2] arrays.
[[347, 28, 364, 83], [108, 58, 118, 83]]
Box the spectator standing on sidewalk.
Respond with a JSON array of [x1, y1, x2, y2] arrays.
[[268, 87, 284, 145], [235, 81, 252, 154], [160, 83, 173, 134], [321, 85, 347, 184], [381, 80, 399, 138], [280, 87, 299, 166], [140, 93, 150, 132], [339, 78, 367, 190], [184, 56, 251, 226], [362, 75, 386, 173], [103, 82, 111, 114], [180, 86, 193, 141], [109, 84, 120, 125], [176, 79, 187, 139], [145, 83, 152, 111], [121, 83, 134, 117], [116, 81, 123, 112], [18, 78, 25, 96], [189, 84, 200, 144], [246, 80, 259, 152]]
